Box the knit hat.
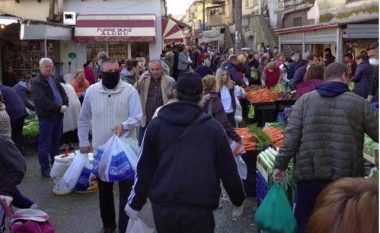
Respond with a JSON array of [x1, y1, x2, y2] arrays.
[[176, 72, 203, 96]]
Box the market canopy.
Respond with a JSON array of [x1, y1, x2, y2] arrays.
[[161, 16, 183, 44], [74, 14, 156, 42]]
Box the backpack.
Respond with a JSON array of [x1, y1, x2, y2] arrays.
[[0, 197, 55, 233]]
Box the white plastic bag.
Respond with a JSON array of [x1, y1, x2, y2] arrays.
[[95, 135, 139, 182], [234, 155, 247, 180], [62, 153, 89, 190], [126, 218, 154, 233]]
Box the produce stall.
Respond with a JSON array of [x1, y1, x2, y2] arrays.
[[22, 113, 39, 145], [245, 86, 295, 126]]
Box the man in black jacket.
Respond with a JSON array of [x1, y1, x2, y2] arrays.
[[31, 58, 68, 177], [126, 73, 245, 233]]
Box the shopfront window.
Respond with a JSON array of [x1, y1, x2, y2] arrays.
[[131, 42, 149, 60], [86, 43, 128, 65]]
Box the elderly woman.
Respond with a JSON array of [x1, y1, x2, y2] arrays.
[[201, 75, 241, 144], [71, 70, 89, 100]]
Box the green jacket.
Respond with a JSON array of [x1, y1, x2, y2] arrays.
[[275, 91, 378, 182]]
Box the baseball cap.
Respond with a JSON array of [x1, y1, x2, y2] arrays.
[[176, 72, 203, 96]]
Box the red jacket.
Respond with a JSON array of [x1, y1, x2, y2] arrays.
[[263, 67, 281, 87]]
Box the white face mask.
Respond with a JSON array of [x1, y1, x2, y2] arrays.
[[369, 58, 379, 66]]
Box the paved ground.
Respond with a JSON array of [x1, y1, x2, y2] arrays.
[[15, 147, 259, 233]]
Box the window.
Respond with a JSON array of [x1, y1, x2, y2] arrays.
[[346, 0, 362, 3], [293, 17, 302, 27]]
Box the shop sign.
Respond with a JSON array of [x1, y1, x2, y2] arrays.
[[97, 27, 133, 36]]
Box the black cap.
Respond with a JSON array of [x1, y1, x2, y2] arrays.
[[176, 72, 203, 96]]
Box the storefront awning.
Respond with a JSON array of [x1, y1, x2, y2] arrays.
[[74, 14, 156, 42], [161, 17, 183, 44], [20, 22, 72, 40]]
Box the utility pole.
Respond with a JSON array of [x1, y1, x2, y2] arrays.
[[234, 0, 242, 55], [203, 0, 206, 31]]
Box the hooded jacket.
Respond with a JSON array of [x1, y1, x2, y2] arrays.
[[275, 82, 378, 182], [128, 101, 245, 211]]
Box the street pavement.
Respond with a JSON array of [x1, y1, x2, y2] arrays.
[[18, 147, 258, 233]]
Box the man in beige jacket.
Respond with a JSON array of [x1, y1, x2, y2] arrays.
[[135, 59, 175, 144]]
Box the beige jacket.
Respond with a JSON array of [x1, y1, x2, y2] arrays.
[[135, 74, 175, 127]]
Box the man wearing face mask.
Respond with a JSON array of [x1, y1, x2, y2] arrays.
[[367, 42, 379, 104], [135, 59, 175, 145], [78, 59, 142, 233], [273, 62, 378, 233], [31, 58, 69, 177]]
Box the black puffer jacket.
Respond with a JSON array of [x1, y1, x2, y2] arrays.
[[31, 74, 68, 119], [128, 101, 245, 211], [0, 135, 26, 196]]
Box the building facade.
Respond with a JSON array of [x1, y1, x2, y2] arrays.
[[0, 0, 167, 81]]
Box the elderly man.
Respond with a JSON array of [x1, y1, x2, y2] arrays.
[[31, 58, 69, 177], [273, 63, 378, 233], [78, 59, 142, 233], [135, 59, 175, 144]]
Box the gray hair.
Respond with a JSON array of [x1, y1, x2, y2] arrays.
[[100, 58, 118, 71], [97, 51, 108, 60], [39, 57, 53, 66], [148, 59, 163, 68], [324, 63, 348, 81]]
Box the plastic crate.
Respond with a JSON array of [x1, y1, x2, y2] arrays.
[[256, 169, 268, 206]]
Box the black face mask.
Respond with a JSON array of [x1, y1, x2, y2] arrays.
[[102, 71, 120, 89]]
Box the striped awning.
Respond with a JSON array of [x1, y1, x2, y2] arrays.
[[74, 14, 156, 42], [161, 17, 183, 44]]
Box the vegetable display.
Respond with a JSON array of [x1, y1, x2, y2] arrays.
[[23, 114, 39, 138], [248, 124, 272, 151], [235, 128, 257, 152], [246, 88, 280, 103], [257, 147, 294, 191], [364, 134, 378, 156], [263, 127, 284, 148]]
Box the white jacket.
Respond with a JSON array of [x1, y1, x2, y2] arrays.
[[61, 83, 81, 133]]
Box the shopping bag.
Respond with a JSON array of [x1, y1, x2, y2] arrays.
[[255, 183, 297, 233], [73, 165, 92, 191], [94, 135, 139, 182], [62, 154, 89, 190], [234, 155, 247, 180], [50, 153, 75, 178], [126, 218, 154, 233]]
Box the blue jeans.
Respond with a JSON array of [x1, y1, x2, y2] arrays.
[[38, 117, 63, 171], [294, 180, 331, 233]]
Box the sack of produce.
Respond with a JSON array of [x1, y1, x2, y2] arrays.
[[50, 153, 75, 178]]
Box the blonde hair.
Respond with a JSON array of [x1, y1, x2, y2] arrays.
[[237, 54, 247, 64], [74, 69, 84, 79], [215, 67, 234, 92], [202, 75, 216, 94]]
